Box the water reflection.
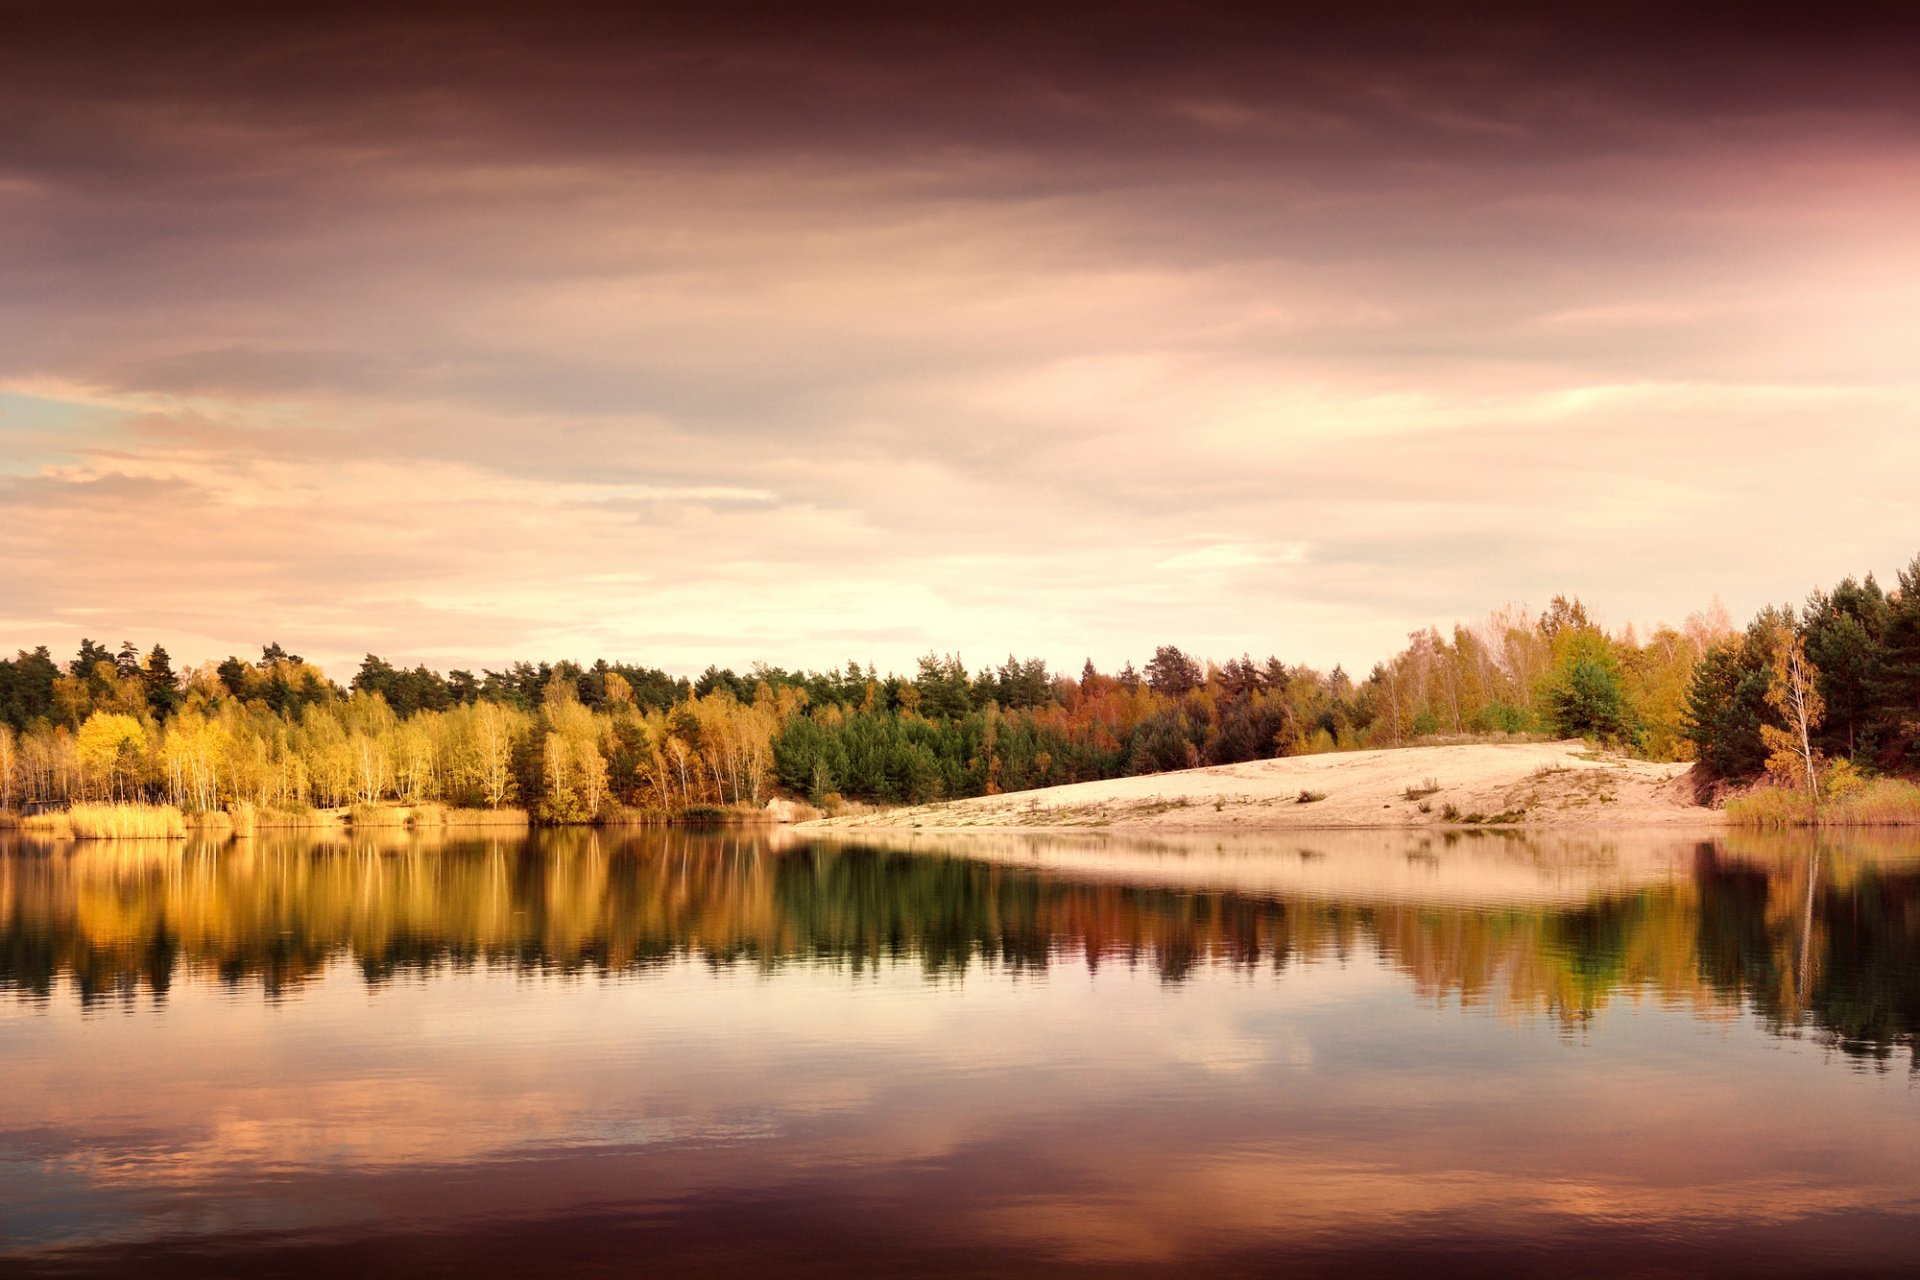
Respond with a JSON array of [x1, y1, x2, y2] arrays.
[[3, 828, 1920, 1277], [4, 828, 1917, 1066]]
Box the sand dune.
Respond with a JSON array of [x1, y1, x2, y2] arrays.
[[800, 740, 1717, 832]]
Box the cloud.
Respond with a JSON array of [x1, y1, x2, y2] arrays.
[[1, 3, 1917, 675]]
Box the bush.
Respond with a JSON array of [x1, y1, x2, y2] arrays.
[[1822, 757, 1870, 803]]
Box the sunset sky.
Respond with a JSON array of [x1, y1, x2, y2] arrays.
[[3, 1, 1917, 679]]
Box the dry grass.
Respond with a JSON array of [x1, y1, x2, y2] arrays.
[[596, 805, 665, 826], [676, 803, 780, 826], [346, 803, 530, 828], [1724, 786, 1816, 828], [1825, 778, 1920, 825], [23, 803, 188, 840], [0, 809, 19, 829], [821, 795, 880, 819], [1726, 778, 1920, 828], [18, 811, 70, 838], [255, 807, 340, 828], [441, 807, 531, 826]]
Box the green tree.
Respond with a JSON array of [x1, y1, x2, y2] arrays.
[[1870, 555, 1920, 765], [1682, 625, 1774, 777], [1803, 576, 1887, 758], [1542, 635, 1636, 743]]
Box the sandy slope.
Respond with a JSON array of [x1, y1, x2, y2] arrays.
[[798, 739, 1717, 832]]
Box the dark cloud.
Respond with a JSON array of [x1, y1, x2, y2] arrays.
[[5, 2, 1918, 185]]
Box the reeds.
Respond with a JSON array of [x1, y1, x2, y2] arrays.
[[255, 807, 341, 829], [348, 802, 529, 828], [1725, 778, 1920, 828], [1823, 778, 1920, 825], [22, 803, 188, 840], [441, 807, 531, 826]]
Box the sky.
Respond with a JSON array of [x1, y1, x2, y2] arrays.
[[2, 0, 1918, 681]]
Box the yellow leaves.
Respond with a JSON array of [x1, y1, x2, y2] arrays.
[[74, 712, 152, 798], [1761, 615, 1823, 798], [1822, 757, 1870, 803], [1763, 623, 1824, 729], [1760, 724, 1814, 790]]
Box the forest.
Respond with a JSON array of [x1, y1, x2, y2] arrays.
[[0, 554, 1916, 821]]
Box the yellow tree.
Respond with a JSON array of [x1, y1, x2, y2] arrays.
[[162, 710, 222, 811], [75, 712, 150, 801], [452, 700, 523, 808], [1761, 614, 1824, 803], [0, 722, 17, 809]]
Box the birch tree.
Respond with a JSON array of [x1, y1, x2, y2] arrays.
[[1762, 613, 1824, 804]]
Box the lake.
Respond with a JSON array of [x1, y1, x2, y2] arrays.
[[3, 825, 1918, 1276]]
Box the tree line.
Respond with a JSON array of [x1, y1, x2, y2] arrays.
[[0, 581, 1811, 818]]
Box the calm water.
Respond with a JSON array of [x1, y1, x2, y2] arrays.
[[3, 825, 1919, 1277]]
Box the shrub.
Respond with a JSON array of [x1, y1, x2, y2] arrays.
[[1822, 757, 1870, 803]]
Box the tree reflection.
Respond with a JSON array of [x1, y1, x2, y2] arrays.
[[3, 830, 1918, 1068]]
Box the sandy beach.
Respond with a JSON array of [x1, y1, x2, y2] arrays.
[[798, 739, 1717, 832]]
